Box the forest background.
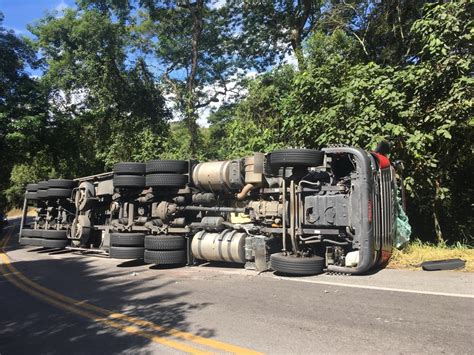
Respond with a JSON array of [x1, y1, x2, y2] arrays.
[[0, 0, 472, 244]]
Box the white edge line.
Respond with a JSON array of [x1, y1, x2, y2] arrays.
[[274, 276, 474, 299], [5, 224, 473, 299]]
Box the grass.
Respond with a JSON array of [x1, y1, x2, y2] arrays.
[[388, 239, 474, 272], [6, 207, 37, 218]]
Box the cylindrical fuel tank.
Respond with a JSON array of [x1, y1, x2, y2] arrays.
[[192, 160, 243, 191], [191, 229, 247, 263]]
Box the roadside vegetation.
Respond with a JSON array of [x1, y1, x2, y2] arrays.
[[389, 240, 474, 272], [0, 1, 472, 246]]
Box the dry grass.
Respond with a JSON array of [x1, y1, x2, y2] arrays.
[[388, 240, 474, 272], [6, 208, 37, 218]]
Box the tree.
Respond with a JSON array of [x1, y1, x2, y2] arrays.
[[211, 1, 473, 244], [0, 12, 49, 209], [30, 7, 170, 169], [138, 0, 241, 156], [311, 0, 434, 66], [232, 0, 325, 70]]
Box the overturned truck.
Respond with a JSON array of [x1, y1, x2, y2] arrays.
[[19, 146, 400, 275]]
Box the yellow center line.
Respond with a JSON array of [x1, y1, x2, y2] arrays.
[[0, 263, 208, 354], [1, 227, 263, 355]]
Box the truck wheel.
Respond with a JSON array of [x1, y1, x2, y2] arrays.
[[145, 174, 188, 187], [270, 253, 325, 276], [109, 246, 145, 259], [20, 237, 43, 247], [114, 162, 146, 175], [37, 181, 49, 199], [37, 181, 49, 189], [48, 179, 76, 189], [37, 189, 48, 199], [145, 235, 186, 250], [41, 230, 68, 240], [21, 229, 42, 238], [144, 250, 186, 265], [113, 175, 146, 188], [26, 184, 38, 192], [26, 192, 38, 200], [42, 239, 69, 248], [270, 149, 324, 168], [110, 233, 145, 247], [46, 188, 72, 198], [146, 160, 189, 174]]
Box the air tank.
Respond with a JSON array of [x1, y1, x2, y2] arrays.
[[191, 160, 243, 192], [191, 229, 247, 263]]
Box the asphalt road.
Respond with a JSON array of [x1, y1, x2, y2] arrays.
[[1, 218, 473, 354]]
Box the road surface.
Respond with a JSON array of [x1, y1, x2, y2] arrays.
[[1, 218, 473, 354]]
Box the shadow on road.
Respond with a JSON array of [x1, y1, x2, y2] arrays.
[[0, 227, 215, 354]]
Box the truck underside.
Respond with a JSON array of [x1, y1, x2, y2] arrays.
[[19, 146, 397, 276]]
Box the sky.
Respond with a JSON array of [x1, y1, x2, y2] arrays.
[[0, 0, 294, 127], [0, 0, 74, 35]]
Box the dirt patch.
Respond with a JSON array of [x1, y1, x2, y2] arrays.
[[6, 208, 36, 218]]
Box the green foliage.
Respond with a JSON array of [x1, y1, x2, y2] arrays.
[[1, 0, 472, 245], [212, 1, 473, 243], [30, 8, 170, 168]]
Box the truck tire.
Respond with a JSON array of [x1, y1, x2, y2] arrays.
[[270, 149, 324, 168], [20, 237, 43, 247], [146, 160, 188, 174], [146, 174, 188, 187], [110, 233, 145, 247], [37, 190, 48, 198], [46, 188, 72, 198], [48, 179, 76, 189], [26, 192, 38, 200], [144, 250, 186, 265], [114, 162, 146, 175], [26, 184, 38, 192], [21, 229, 42, 238], [109, 246, 145, 259], [145, 235, 186, 250], [270, 253, 325, 276], [42, 239, 69, 248], [113, 175, 146, 188], [41, 230, 68, 240], [37, 181, 49, 189]]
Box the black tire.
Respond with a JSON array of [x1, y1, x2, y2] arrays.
[[146, 174, 188, 187], [109, 246, 145, 259], [270, 149, 324, 168], [146, 160, 189, 174], [145, 235, 186, 250], [46, 188, 72, 198], [144, 250, 186, 265], [37, 190, 48, 199], [110, 233, 145, 247], [421, 259, 466, 271], [25, 192, 38, 200], [270, 253, 325, 276], [26, 183, 38, 192], [20, 237, 43, 247], [114, 162, 146, 175], [113, 175, 146, 188], [42, 239, 69, 248], [41, 230, 68, 240], [48, 179, 76, 189], [37, 181, 49, 190], [21, 229, 42, 238]]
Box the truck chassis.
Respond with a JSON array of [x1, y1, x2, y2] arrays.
[[19, 146, 398, 275]]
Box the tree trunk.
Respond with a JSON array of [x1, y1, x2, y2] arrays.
[[185, 0, 204, 156], [290, 29, 305, 71], [433, 179, 444, 243]]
